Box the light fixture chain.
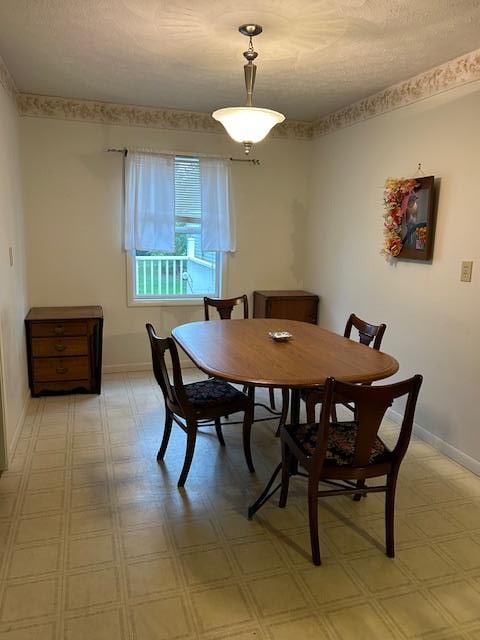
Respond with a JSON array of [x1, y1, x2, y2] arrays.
[[243, 32, 258, 108]]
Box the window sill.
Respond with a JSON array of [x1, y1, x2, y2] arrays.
[[127, 297, 205, 308]]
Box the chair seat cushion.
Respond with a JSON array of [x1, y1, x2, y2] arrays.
[[184, 379, 245, 407], [286, 421, 390, 466]]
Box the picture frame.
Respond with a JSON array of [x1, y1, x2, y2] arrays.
[[397, 175, 436, 261]]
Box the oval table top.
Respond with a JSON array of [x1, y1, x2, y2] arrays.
[[172, 319, 399, 388]]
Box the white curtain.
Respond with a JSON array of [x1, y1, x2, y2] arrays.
[[124, 152, 175, 252], [200, 158, 235, 252]]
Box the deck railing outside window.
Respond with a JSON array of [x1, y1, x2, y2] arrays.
[[135, 254, 215, 297]]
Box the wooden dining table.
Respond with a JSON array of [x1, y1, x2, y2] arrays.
[[173, 318, 399, 517], [172, 318, 399, 423]]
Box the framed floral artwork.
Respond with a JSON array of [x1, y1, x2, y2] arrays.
[[382, 175, 436, 261]]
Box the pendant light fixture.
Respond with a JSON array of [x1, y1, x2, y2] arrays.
[[212, 24, 285, 155]]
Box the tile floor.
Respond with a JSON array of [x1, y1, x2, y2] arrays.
[[0, 371, 479, 639]]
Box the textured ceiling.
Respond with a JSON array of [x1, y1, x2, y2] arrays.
[[1, 0, 480, 120]]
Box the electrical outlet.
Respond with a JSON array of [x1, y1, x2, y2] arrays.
[[460, 260, 473, 282]]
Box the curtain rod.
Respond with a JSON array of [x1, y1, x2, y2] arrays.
[[105, 147, 260, 165]]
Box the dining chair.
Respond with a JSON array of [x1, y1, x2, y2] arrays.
[[146, 323, 255, 487], [303, 313, 387, 422], [203, 296, 288, 425], [277, 374, 422, 565], [204, 294, 249, 321]]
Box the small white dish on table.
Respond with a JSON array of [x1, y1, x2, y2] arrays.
[[268, 331, 293, 342]]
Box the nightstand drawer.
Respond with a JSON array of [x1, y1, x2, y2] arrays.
[[30, 321, 88, 337], [33, 357, 90, 382], [31, 337, 89, 357]]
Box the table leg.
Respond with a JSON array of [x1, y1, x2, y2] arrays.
[[288, 388, 300, 475], [290, 388, 301, 424], [248, 386, 301, 519], [247, 463, 282, 519]]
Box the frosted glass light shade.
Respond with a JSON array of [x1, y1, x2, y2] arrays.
[[212, 106, 285, 143]]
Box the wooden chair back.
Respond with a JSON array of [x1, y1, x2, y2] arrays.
[[204, 295, 249, 320], [146, 323, 188, 410], [344, 313, 386, 351], [313, 375, 422, 470]]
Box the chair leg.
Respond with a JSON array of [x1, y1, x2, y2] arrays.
[[269, 387, 276, 410], [178, 423, 197, 488], [330, 404, 338, 422], [353, 479, 366, 501], [157, 409, 173, 461], [385, 472, 398, 558], [214, 418, 225, 446], [352, 402, 359, 421], [306, 394, 316, 423], [279, 441, 291, 507], [242, 406, 255, 472], [275, 389, 290, 437], [308, 478, 321, 566]]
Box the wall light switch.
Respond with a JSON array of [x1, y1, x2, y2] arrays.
[[461, 260, 473, 282], [8, 247, 13, 267]]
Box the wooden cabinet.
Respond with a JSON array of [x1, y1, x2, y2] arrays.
[[25, 306, 103, 397], [253, 290, 319, 324]]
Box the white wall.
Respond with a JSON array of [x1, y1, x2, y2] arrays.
[[306, 84, 480, 464], [0, 84, 29, 462], [21, 118, 310, 369]]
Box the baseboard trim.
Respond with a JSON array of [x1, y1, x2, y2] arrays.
[[6, 389, 30, 469], [103, 362, 152, 374], [103, 358, 195, 374], [387, 407, 480, 476]]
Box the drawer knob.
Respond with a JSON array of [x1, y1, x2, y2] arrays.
[[54, 326, 65, 335], [55, 343, 66, 352], [56, 366, 68, 374]]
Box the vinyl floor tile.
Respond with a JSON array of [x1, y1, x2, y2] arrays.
[[64, 609, 125, 640], [8, 542, 60, 578], [66, 567, 120, 610], [126, 557, 178, 597], [247, 573, 309, 618], [15, 514, 63, 544], [192, 584, 253, 631], [232, 539, 286, 575], [299, 562, 362, 605], [327, 602, 398, 640], [131, 596, 193, 640], [121, 525, 169, 559], [67, 533, 115, 569], [1, 578, 57, 622], [180, 547, 234, 585], [429, 580, 480, 624], [398, 544, 457, 581], [380, 591, 450, 637]]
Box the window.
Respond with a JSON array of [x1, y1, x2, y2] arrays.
[[127, 155, 225, 303]]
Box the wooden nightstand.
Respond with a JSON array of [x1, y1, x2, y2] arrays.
[[25, 306, 103, 397], [253, 290, 319, 324]]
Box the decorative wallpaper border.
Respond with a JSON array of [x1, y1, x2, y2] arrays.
[[0, 55, 18, 101], [312, 47, 480, 137], [8, 47, 480, 139], [17, 93, 313, 140]]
